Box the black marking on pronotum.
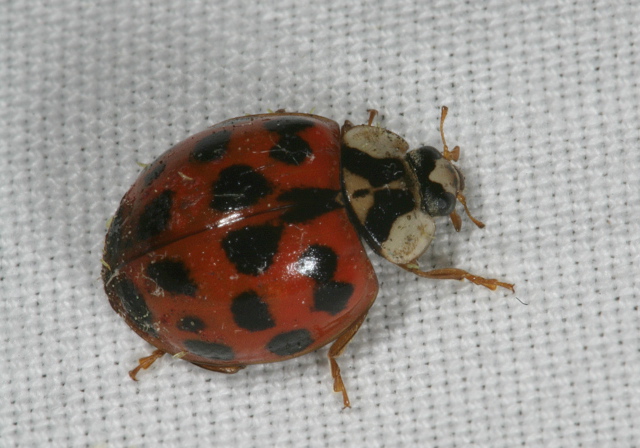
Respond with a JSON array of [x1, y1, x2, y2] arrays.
[[341, 146, 407, 187], [296, 245, 338, 284], [177, 316, 206, 333], [211, 164, 272, 211], [183, 340, 235, 361], [266, 329, 314, 357], [364, 189, 415, 246], [406, 147, 456, 216], [146, 259, 198, 296], [352, 188, 370, 198], [222, 224, 284, 276], [313, 281, 354, 315], [277, 188, 341, 223], [190, 129, 232, 162], [137, 190, 174, 240], [231, 290, 276, 332], [111, 276, 157, 337]]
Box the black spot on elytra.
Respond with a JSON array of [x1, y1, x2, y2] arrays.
[[264, 117, 315, 165], [184, 340, 235, 361], [269, 133, 312, 165], [143, 161, 166, 187], [406, 147, 456, 216], [266, 329, 314, 357], [365, 189, 415, 246], [341, 146, 407, 187], [137, 190, 173, 240], [146, 259, 197, 296], [263, 117, 315, 134], [190, 130, 232, 162], [103, 206, 127, 266], [277, 188, 341, 223], [296, 245, 338, 284], [313, 281, 354, 315], [177, 316, 206, 333], [222, 224, 283, 276], [111, 277, 157, 337], [231, 290, 275, 332], [211, 164, 272, 211]]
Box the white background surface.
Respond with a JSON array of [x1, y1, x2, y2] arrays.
[[1, 0, 639, 446]]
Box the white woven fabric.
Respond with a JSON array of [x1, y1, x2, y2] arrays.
[[2, 0, 639, 446]]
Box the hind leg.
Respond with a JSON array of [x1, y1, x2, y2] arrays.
[[129, 349, 165, 380], [328, 312, 368, 408]]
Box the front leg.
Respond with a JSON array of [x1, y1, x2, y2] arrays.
[[400, 264, 514, 292]]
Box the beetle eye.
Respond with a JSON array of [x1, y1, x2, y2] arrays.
[[405, 146, 460, 217], [423, 187, 457, 217]]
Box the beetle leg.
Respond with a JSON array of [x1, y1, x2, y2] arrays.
[[129, 349, 165, 380], [439, 106, 460, 162], [449, 210, 462, 232], [456, 192, 485, 228], [328, 312, 368, 409], [366, 109, 378, 126], [400, 265, 514, 292]]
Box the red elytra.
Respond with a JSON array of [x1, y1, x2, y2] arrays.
[[102, 110, 512, 407]]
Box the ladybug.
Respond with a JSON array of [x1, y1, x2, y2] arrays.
[[102, 107, 512, 407]]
